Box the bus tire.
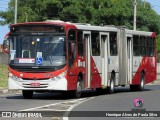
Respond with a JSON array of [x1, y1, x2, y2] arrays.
[[96, 88, 105, 95], [130, 85, 136, 91], [22, 90, 33, 99], [138, 73, 145, 91], [130, 73, 145, 91], [71, 76, 82, 98], [96, 88, 104, 92], [107, 74, 115, 94]]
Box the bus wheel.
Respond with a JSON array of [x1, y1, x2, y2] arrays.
[[96, 88, 104, 93], [22, 90, 33, 99], [130, 73, 145, 91], [138, 73, 145, 91], [107, 74, 115, 94], [71, 77, 82, 98], [130, 85, 136, 91]]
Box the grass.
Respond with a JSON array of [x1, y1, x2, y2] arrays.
[[0, 64, 8, 89]]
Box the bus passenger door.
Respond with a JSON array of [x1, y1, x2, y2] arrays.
[[100, 33, 109, 86], [83, 31, 91, 88], [127, 35, 133, 84]]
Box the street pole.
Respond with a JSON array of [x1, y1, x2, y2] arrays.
[[133, 0, 137, 30], [14, 0, 18, 24], [25, 12, 28, 22], [143, 0, 146, 8]]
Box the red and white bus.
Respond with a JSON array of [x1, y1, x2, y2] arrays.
[[2, 20, 157, 98]]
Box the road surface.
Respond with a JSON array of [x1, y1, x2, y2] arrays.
[[0, 85, 160, 120]]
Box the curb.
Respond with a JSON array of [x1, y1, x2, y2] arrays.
[[0, 89, 8, 94], [0, 89, 21, 95]]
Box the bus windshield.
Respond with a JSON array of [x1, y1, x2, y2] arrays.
[[9, 35, 66, 67]]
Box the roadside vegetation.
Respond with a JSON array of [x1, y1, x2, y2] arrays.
[[0, 64, 8, 88], [0, 0, 160, 32]]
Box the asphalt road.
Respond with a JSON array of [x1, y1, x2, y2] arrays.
[[70, 85, 160, 120], [0, 85, 160, 120]]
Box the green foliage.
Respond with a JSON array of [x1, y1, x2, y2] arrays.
[[0, 64, 8, 88], [0, 0, 160, 33], [136, 1, 160, 34], [1, 0, 160, 54], [0, 0, 160, 37]]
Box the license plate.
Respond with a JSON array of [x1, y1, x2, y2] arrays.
[[31, 82, 40, 87]]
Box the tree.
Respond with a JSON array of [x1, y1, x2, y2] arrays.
[[1, 0, 160, 60], [0, 0, 160, 33], [136, 0, 160, 33]]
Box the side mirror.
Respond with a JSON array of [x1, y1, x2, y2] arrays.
[[2, 33, 10, 54]]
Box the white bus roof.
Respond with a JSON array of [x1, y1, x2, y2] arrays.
[[45, 20, 155, 36], [124, 29, 153, 36], [75, 24, 119, 32]]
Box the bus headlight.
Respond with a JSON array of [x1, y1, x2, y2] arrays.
[[51, 71, 67, 81], [9, 73, 19, 81]]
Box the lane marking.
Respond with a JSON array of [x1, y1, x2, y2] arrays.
[[20, 97, 94, 120], [21, 98, 87, 111], [63, 97, 94, 120]]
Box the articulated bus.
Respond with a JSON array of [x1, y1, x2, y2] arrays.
[[2, 20, 156, 98]]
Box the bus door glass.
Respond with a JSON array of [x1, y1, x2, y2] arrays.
[[83, 31, 91, 88], [100, 32, 109, 86], [91, 32, 101, 75], [108, 32, 118, 85], [127, 35, 133, 84], [68, 29, 76, 68]]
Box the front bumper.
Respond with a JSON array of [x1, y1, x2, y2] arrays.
[[8, 77, 67, 91]]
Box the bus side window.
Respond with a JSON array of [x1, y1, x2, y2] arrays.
[[78, 31, 83, 56], [147, 37, 155, 57], [69, 41, 76, 58], [110, 33, 118, 56], [133, 35, 140, 56], [68, 29, 76, 67], [91, 32, 100, 56], [140, 36, 147, 56]]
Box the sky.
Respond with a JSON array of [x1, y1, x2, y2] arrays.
[[0, 0, 160, 44]]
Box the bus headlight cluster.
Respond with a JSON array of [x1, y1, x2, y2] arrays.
[[51, 71, 67, 81], [9, 73, 19, 81]]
